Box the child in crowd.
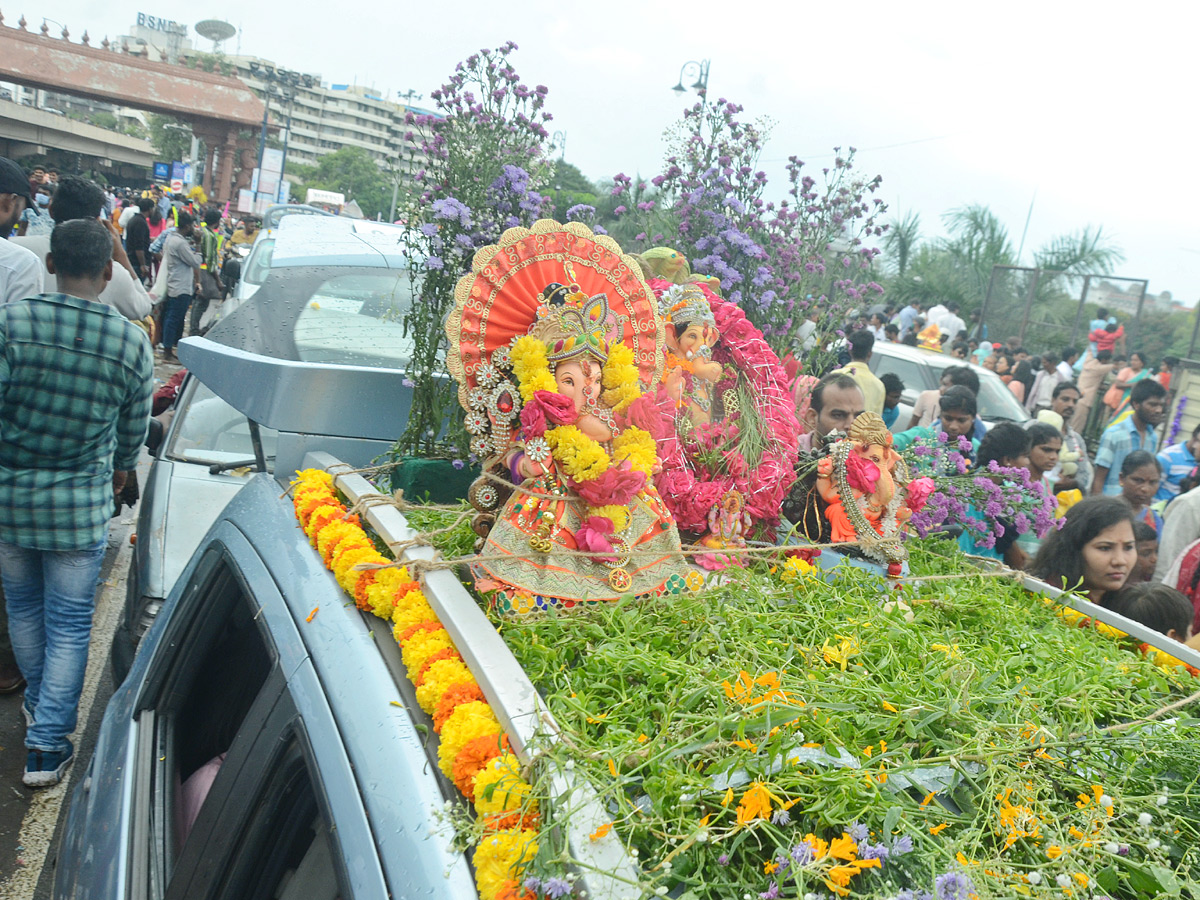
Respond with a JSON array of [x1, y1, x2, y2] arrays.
[[1130, 520, 1158, 583], [1102, 582, 1193, 643], [1118, 450, 1163, 534]]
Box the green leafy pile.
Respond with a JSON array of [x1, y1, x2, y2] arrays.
[[497, 542, 1200, 900]]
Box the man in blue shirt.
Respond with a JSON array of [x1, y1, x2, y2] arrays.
[[1155, 423, 1200, 503], [1093, 379, 1167, 495]]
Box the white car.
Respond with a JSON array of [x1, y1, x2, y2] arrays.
[[868, 341, 1030, 430]]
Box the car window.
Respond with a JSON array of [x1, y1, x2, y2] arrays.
[[870, 354, 933, 397], [243, 239, 275, 285], [166, 380, 278, 469], [294, 272, 415, 368], [211, 740, 343, 900], [135, 552, 276, 894]]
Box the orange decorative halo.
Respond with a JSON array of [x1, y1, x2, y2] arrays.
[[446, 220, 664, 411]]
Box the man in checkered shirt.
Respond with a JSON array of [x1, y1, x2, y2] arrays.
[[0, 218, 152, 786]]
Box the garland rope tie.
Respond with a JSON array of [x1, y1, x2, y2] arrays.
[[308, 458, 1034, 586]]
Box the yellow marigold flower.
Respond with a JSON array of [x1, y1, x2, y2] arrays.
[[293, 468, 333, 487], [735, 781, 772, 825], [305, 504, 344, 543], [929, 823, 949, 835], [439, 700, 500, 778], [315, 519, 359, 562], [1046, 845, 1064, 859], [473, 752, 535, 817], [611, 427, 657, 476], [721, 787, 734, 807], [473, 828, 538, 900], [829, 834, 858, 861], [546, 425, 610, 482], [764, 860, 779, 875], [415, 656, 474, 714], [392, 591, 438, 632], [400, 628, 455, 676], [333, 546, 382, 594], [824, 865, 857, 896]]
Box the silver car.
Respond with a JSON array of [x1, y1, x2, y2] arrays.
[[112, 217, 420, 680]]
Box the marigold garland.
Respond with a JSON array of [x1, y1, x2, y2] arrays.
[[289, 469, 538, 900]]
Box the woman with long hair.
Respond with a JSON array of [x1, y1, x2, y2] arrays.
[[1030, 495, 1137, 604], [1008, 359, 1035, 405]]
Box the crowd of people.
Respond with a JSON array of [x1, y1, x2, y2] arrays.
[[789, 299, 1200, 655], [0, 157, 265, 787], [2, 151, 1199, 789]]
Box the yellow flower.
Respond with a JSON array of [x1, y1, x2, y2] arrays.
[[828, 834, 858, 861], [392, 589, 437, 632], [589, 504, 631, 532], [400, 628, 456, 676], [929, 823, 949, 835], [415, 656, 475, 714], [1046, 844, 1064, 859], [611, 427, 658, 477], [721, 787, 734, 807], [545, 425, 611, 482], [439, 700, 501, 778], [820, 636, 860, 671], [511, 336, 556, 401], [589, 822, 613, 841], [735, 781, 773, 824], [473, 828, 538, 900], [473, 752, 535, 817]]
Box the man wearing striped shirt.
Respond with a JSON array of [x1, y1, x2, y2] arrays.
[[0, 218, 152, 786], [1156, 424, 1200, 504]]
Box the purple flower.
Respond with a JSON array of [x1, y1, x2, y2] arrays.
[[523, 877, 542, 893], [891, 835, 913, 855], [543, 877, 571, 899], [426, 256, 445, 270], [790, 841, 814, 866], [758, 883, 779, 900], [859, 842, 890, 862], [452, 459, 465, 470], [402, 377, 416, 388], [717, 854, 730, 866], [848, 822, 869, 843], [934, 873, 977, 900]]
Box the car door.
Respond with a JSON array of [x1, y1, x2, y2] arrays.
[[123, 525, 386, 900]]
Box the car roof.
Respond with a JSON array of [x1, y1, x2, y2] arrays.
[[261, 203, 334, 229], [269, 216, 410, 269]]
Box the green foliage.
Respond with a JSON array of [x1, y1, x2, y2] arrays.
[[288, 147, 390, 219], [146, 113, 191, 162], [89, 111, 119, 130], [882, 211, 921, 277], [499, 542, 1200, 899]]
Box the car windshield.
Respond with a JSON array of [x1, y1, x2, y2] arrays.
[[927, 359, 1029, 421], [205, 265, 419, 370], [166, 379, 279, 468], [242, 239, 275, 285], [263, 205, 333, 229]]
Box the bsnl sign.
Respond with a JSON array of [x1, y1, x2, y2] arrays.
[[136, 12, 187, 35]]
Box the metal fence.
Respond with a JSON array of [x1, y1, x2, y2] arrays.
[[979, 265, 1150, 353]]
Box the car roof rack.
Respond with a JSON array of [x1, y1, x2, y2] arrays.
[[302, 450, 643, 900]]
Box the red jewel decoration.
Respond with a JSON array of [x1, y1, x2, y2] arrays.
[[496, 390, 514, 415], [886, 562, 903, 578]]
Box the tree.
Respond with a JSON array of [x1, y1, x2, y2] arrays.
[[546, 160, 598, 221], [90, 111, 119, 130], [147, 113, 191, 162], [289, 147, 390, 219], [882, 211, 921, 276]]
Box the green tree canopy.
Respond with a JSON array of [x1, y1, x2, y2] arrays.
[[289, 146, 390, 218], [147, 113, 191, 163]]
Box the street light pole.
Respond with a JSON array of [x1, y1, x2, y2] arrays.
[[551, 130, 567, 161], [671, 59, 711, 112]]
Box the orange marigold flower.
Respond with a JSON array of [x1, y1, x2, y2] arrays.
[[434, 681, 486, 733], [929, 823, 949, 835], [494, 880, 535, 900], [735, 781, 773, 825], [452, 732, 509, 796], [590, 823, 613, 842], [829, 834, 858, 861]]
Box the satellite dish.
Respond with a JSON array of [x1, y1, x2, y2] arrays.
[[194, 18, 235, 49]]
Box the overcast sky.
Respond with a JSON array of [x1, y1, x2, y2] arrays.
[[28, 1, 1200, 303]]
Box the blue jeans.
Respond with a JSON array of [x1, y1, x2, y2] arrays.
[[0, 534, 106, 752], [163, 293, 193, 351]]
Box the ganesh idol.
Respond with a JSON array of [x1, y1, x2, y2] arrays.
[[445, 220, 685, 615]]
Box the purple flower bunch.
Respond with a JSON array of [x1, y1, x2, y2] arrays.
[[606, 99, 886, 357], [906, 433, 1060, 547], [1168, 395, 1188, 444], [393, 42, 556, 457]]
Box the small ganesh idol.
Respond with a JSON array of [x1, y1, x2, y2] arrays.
[[814, 412, 924, 565], [659, 284, 724, 426], [445, 220, 685, 614]]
